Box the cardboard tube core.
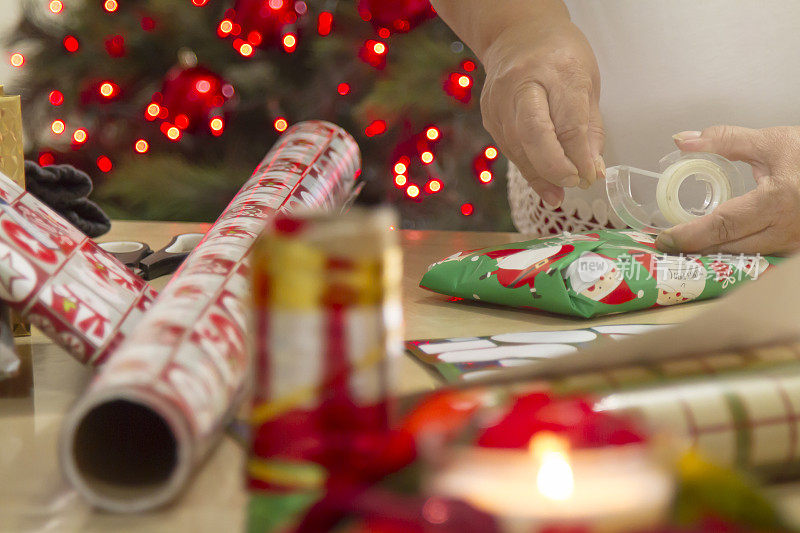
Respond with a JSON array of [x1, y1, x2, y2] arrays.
[[61, 394, 192, 512]]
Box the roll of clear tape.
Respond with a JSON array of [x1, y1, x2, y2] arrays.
[[606, 151, 746, 233]]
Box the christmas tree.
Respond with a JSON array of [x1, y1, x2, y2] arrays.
[[6, 0, 513, 231]]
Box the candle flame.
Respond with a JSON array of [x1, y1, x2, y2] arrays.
[[530, 432, 574, 501]]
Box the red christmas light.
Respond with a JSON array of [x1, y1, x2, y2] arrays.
[[359, 39, 387, 69], [50, 120, 65, 135], [63, 36, 79, 52], [274, 117, 288, 132], [425, 126, 440, 141], [174, 114, 190, 129], [427, 179, 442, 193], [444, 71, 472, 104], [49, 90, 64, 106], [104, 34, 125, 57], [394, 174, 407, 187], [218, 19, 233, 37], [364, 119, 387, 137], [141, 16, 156, 31], [145, 103, 160, 120], [104, 0, 118, 13], [420, 151, 434, 164], [479, 170, 493, 183], [394, 161, 407, 174], [337, 82, 350, 96], [317, 12, 333, 35], [461, 203, 474, 216], [462, 59, 476, 72], [49, 0, 63, 14], [210, 117, 225, 136], [9, 53, 24, 67], [378, 28, 390, 39], [97, 156, 113, 172], [484, 146, 498, 159], [282, 33, 297, 53], [192, 0, 209, 5], [99, 81, 119, 98], [238, 42, 254, 57], [406, 184, 420, 198], [38, 152, 55, 166], [248, 31, 263, 46], [134, 139, 149, 153], [72, 129, 87, 144], [165, 126, 181, 140]]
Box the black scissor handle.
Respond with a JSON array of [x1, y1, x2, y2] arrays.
[[138, 233, 204, 280]]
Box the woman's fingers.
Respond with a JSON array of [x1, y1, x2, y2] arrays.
[[548, 83, 597, 188], [499, 124, 565, 208], [589, 102, 606, 181], [655, 187, 774, 253], [672, 125, 766, 164], [513, 81, 580, 188]]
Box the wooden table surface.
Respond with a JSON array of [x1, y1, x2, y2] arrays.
[[0, 220, 797, 531]]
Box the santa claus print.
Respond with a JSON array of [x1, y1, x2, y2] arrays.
[[479, 245, 575, 295], [564, 252, 645, 305], [654, 256, 707, 306]]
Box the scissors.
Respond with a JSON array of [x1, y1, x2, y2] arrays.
[[99, 233, 204, 280]]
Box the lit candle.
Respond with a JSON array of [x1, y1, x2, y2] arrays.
[[0, 85, 25, 187], [429, 433, 674, 533]]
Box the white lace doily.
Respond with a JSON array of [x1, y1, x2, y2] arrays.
[[507, 161, 627, 235]]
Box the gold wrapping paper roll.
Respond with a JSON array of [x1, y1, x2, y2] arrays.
[[0, 86, 25, 188], [0, 86, 30, 337]]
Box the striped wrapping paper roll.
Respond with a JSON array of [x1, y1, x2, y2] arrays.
[[499, 340, 800, 479], [59, 121, 361, 512], [588, 343, 800, 479], [246, 207, 403, 532], [0, 172, 157, 365]]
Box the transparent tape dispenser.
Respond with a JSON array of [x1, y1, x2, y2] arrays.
[[606, 151, 746, 233]]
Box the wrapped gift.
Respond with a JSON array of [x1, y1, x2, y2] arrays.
[[420, 230, 782, 318]]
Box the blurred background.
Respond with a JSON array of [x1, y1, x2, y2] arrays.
[[3, 0, 513, 231]]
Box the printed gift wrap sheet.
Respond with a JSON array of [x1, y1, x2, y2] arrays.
[[0, 172, 157, 365], [420, 230, 782, 318], [407, 324, 672, 383]]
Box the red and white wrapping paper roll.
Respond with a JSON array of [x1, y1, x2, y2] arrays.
[[60, 121, 361, 512], [0, 174, 157, 365]]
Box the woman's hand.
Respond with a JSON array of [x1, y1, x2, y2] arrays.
[[480, 21, 606, 207], [656, 126, 800, 256]]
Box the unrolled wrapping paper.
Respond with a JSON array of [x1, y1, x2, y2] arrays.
[[59, 121, 361, 512], [0, 172, 157, 365], [420, 230, 782, 318]]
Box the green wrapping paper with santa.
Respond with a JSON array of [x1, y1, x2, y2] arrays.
[[420, 229, 783, 318]]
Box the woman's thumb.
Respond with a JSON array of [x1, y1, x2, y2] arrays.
[[672, 125, 763, 163]]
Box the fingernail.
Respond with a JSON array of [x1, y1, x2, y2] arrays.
[[542, 191, 562, 209], [578, 179, 591, 190], [672, 131, 702, 142], [656, 231, 677, 252], [594, 155, 606, 180], [560, 174, 580, 187]]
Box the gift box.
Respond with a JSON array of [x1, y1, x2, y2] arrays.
[[420, 230, 783, 318]]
